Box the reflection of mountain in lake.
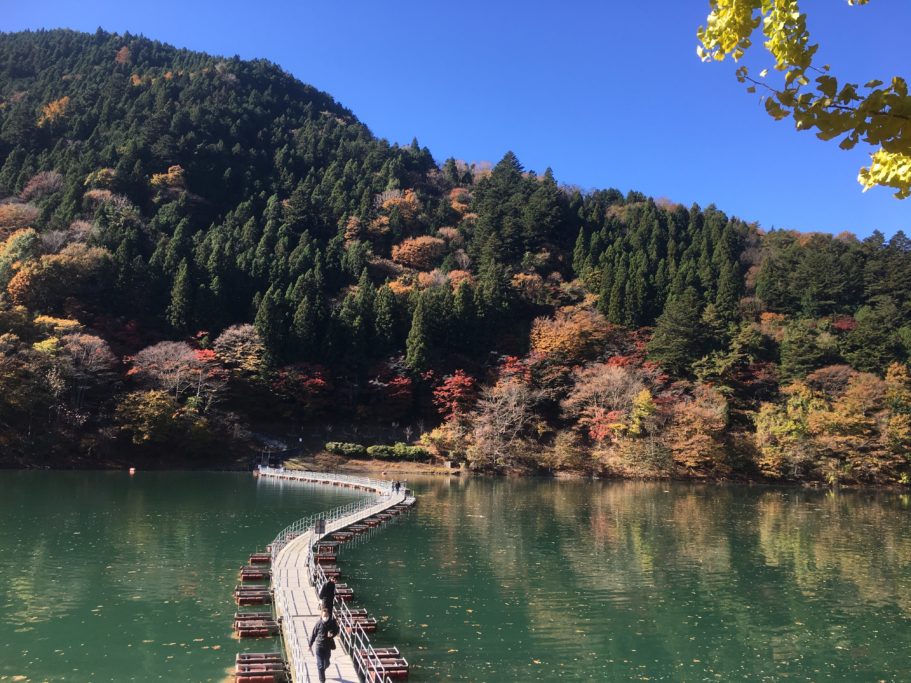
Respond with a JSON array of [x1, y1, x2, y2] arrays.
[[341, 477, 911, 682], [0, 471, 357, 682]]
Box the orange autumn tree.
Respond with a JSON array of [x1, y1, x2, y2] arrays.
[[381, 189, 420, 222], [0, 203, 40, 236], [37, 96, 70, 126], [150, 165, 186, 191], [884, 363, 911, 460], [449, 187, 470, 214], [807, 372, 896, 483], [667, 384, 731, 476], [530, 307, 614, 363], [7, 244, 112, 312], [391, 236, 446, 270]]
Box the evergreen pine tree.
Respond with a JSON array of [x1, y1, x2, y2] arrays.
[[842, 298, 903, 373], [452, 281, 476, 352], [625, 254, 649, 325], [167, 258, 192, 332], [607, 254, 627, 325], [374, 284, 397, 352], [292, 295, 317, 357], [780, 321, 827, 379], [355, 268, 375, 334], [405, 293, 431, 372], [715, 262, 742, 322], [255, 286, 287, 361], [647, 288, 705, 376], [572, 227, 589, 277]]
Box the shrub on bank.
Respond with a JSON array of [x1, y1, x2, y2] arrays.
[[367, 442, 431, 461], [325, 441, 367, 457], [325, 441, 430, 461]]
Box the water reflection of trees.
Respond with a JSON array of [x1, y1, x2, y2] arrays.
[[756, 490, 911, 613], [0, 474, 356, 624], [403, 477, 911, 679]]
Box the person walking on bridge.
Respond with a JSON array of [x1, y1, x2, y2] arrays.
[[309, 606, 339, 683], [319, 575, 337, 616]]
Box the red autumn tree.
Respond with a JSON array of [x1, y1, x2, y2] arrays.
[[587, 408, 627, 443], [368, 373, 414, 420], [433, 370, 478, 422], [498, 356, 532, 384], [271, 363, 334, 415]]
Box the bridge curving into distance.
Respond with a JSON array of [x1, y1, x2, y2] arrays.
[[255, 467, 415, 683]]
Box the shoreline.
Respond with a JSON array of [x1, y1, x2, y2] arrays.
[[4, 454, 909, 491]]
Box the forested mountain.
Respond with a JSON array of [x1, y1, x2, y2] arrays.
[[0, 29, 909, 483]]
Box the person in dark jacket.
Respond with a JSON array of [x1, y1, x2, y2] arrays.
[[309, 606, 339, 683], [318, 576, 336, 615]]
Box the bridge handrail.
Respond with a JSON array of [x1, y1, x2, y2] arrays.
[[258, 466, 399, 683], [259, 466, 394, 565], [309, 538, 394, 683]]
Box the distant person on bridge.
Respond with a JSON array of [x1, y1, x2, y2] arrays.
[[309, 606, 339, 683], [318, 575, 336, 616]]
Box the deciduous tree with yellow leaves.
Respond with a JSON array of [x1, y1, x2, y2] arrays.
[[698, 0, 911, 197]]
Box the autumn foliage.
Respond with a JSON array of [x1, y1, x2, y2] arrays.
[[20, 172, 63, 201], [7, 244, 112, 312], [381, 189, 420, 222], [391, 236, 446, 270], [1, 29, 910, 482], [0, 203, 40, 235], [37, 96, 70, 126], [530, 307, 614, 361], [433, 370, 478, 422], [150, 165, 186, 190], [667, 384, 730, 475], [271, 363, 333, 414]]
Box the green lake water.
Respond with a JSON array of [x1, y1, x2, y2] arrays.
[[2, 473, 911, 682]]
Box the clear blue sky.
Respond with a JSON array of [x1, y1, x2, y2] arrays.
[[3, 1, 909, 238]]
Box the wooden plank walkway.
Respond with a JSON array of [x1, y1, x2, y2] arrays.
[[258, 469, 409, 683]]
